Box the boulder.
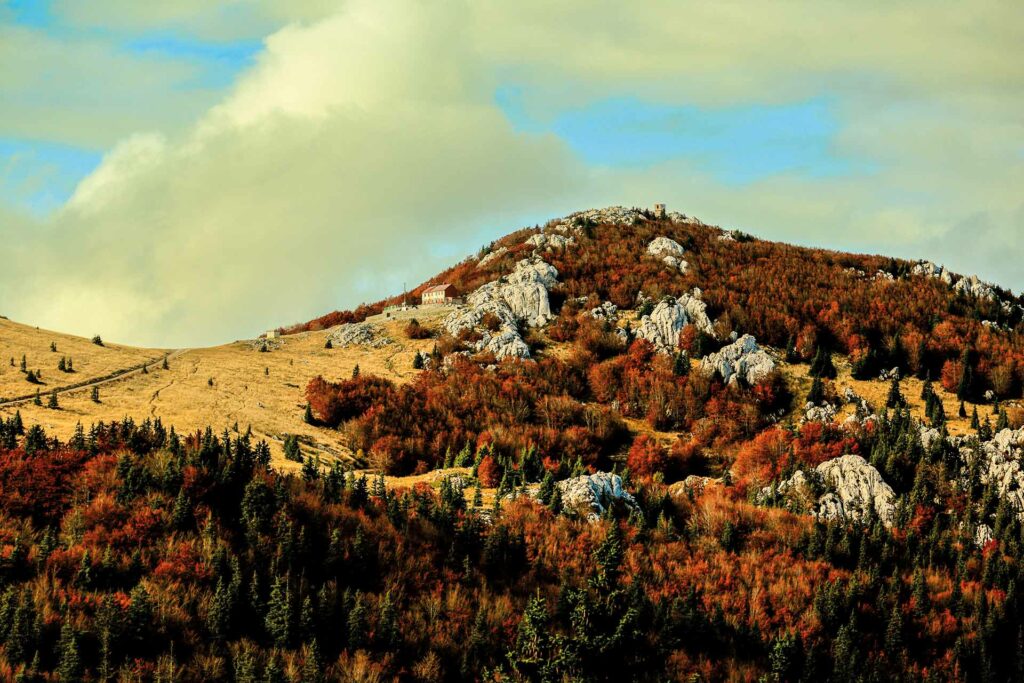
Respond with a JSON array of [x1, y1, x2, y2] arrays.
[[634, 293, 714, 353], [329, 322, 392, 348], [802, 402, 837, 424], [700, 334, 776, 386], [767, 454, 897, 528], [589, 301, 618, 321], [647, 236, 689, 273], [525, 232, 574, 251], [556, 472, 640, 522], [911, 260, 954, 284]]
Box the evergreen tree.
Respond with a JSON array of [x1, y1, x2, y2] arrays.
[[91, 386, 100, 403], [886, 377, 904, 409], [959, 401, 968, 418], [413, 351, 424, 369], [809, 345, 837, 379], [806, 376, 825, 405], [303, 403, 315, 425], [47, 390, 59, 409], [56, 621, 81, 682], [672, 351, 689, 377], [162, 356, 170, 370], [264, 576, 292, 648], [352, 364, 360, 378]]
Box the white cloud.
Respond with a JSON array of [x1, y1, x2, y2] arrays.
[[1, 0, 1021, 346]]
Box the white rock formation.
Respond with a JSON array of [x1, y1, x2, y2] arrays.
[[802, 402, 837, 424], [816, 455, 897, 527], [443, 256, 559, 360], [911, 260, 954, 284], [768, 454, 897, 528], [647, 236, 689, 273], [526, 232, 574, 252], [634, 293, 714, 353], [954, 274, 997, 301], [329, 322, 393, 349], [974, 523, 994, 548], [589, 301, 619, 321], [700, 334, 776, 386], [555, 472, 640, 522], [477, 246, 508, 268], [963, 428, 1024, 516]]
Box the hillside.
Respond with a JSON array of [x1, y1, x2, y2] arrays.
[[2, 206, 1024, 681]]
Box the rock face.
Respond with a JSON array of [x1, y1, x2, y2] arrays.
[[911, 260, 954, 284], [646, 236, 689, 273], [329, 322, 392, 348], [768, 454, 897, 528], [700, 334, 776, 386], [953, 274, 997, 301], [443, 256, 559, 360], [525, 232, 574, 251], [816, 455, 897, 527], [589, 301, 618, 321], [963, 428, 1024, 516], [802, 402, 837, 424], [477, 246, 508, 268], [556, 472, 640, 522], [634, 293, 714, 353]]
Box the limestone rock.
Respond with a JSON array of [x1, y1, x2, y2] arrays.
[[477, 246, 508, 268], [525, 232, 574, 251], [911, 260, 954, 284], [816, 455, 897, 527], [443, 256, 559, 360], [589, 301, 618, 321], [954, 274, 997, 301], [802, 402, 837, 424], [768, 455, 897, 528], [329, 322, 392, 349], [556, 472, 640, 522], [647, 236, 689, 273], [700, 334, 776, 386], [634, 293, 714, 353], [974, 523, 994, 548]]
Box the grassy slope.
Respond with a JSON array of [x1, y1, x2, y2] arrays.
[[0, 308, 447, 469]]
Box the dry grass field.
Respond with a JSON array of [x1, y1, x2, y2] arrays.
[[3, 305, 1018, 475], [0, 308, 449, 470]]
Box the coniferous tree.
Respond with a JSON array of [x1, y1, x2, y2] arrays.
[[959, 401, 968, 418], [56, 621, 81, 682], [809, 346, 837, 379], [91, 386, 100, 403], [47, 390, 59, 409], [806, 376, 825, 405], [886, 377, 904, 409]]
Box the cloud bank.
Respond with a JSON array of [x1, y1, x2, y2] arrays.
[[1, 0, 1021, 346]]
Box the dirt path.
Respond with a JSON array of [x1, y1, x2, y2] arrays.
[[0, 348, 191, 408]]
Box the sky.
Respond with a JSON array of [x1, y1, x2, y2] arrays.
[[0, 0, 1021, 348]]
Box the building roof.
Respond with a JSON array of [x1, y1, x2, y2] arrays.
[[422, 283, 454, 294]]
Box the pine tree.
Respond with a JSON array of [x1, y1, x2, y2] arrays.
[[510, 593, 550, 674], [806, 376, 825, 405], [303, 403, 315, 425], [33, 390, 41, 406], [208, 577, 234, 641], [809, 345, 837, 379], [971, 407, 980, 430], [412, 351, 424, 369], [264, 576, 292, 648], [997, 409, 1009, 431], [672, 351, 689, 377], [352, 364, 360, 379], [324, 338, 333, 349], [162, 355, 169, 370], [92, 386, 100, 403], [48, 390, 59, 409], [959, 401, 968, 418], [347, 592, 368, 649], [57, 621, 81, 682], [886, 377, 904, 409]]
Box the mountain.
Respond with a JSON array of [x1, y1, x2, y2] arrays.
[[1, 206, 1022, 681]]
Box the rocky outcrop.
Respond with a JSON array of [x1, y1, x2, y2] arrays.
[[525, 232, 574, 251], [767, 454, 897, 528], [700, 334, 776, 386], [443, 256, 559, 360], [911, 260, 954, 284], [954, 274, 997, 301], [329, 322, 392, 348], [589, 301, 618, 321], [477, 246, 508, 268], [555, 472, 640, 522], [962, 428, 1024, 516], [802, 402, 837, 424], [816, 455, 897, 527], [634, 292, 714, 353], [647, 236, 689, 273]]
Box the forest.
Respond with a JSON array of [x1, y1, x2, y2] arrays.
[[0, 401, 1022, 681]]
